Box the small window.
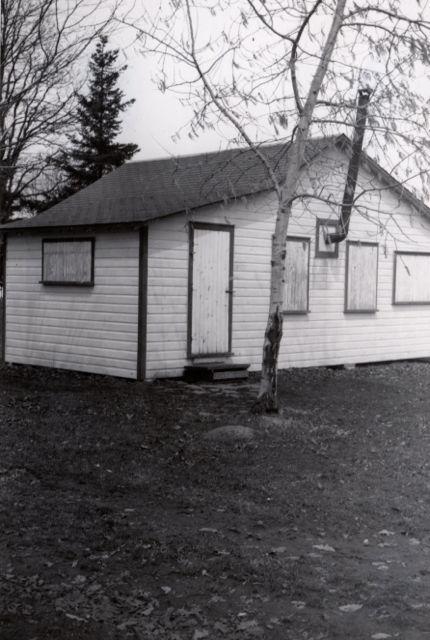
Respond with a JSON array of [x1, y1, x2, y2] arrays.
[[284, 236, 310, 314], [41, 238, 94, 286], [315, 218, 339, 258], [393, 251, 430, 304], [345, 241, 378, 312]]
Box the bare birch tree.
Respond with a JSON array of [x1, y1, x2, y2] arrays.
[[133, 0, 430, 411], [0, 0, 121, 222]]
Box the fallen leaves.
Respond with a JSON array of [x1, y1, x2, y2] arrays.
[[372, 561, 389, 571], [269, 546, 287, 555], [313, 543, 335, 553], [2, 362, 430, 639], [236, 618, 264, 636], [338, 603, 363, 613]]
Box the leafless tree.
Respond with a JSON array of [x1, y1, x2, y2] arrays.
[[0, 0, 121, 223], [133, 0, 430, 411]]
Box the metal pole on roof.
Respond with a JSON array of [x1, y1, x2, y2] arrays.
[[328, 86, 372, 244]]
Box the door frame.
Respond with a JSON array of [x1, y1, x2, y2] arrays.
[[187, 221, 234, 359]]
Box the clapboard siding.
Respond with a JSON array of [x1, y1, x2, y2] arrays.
[[146, 148, 430, 378], [5, 231, 139, 378], [6, 146, 430, 381]]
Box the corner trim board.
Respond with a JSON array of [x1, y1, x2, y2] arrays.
[[137, 227, 148, 381], [1, 235, 6, 364]]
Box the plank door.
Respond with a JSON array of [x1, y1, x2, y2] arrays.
[[188, 223, 234, 358]]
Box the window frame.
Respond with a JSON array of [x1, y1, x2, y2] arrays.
[[315, 218, 339, 259], [393, 250, 430, 305], [283, 235, 311, 316], [344, 240, 379, 314], [41, 237, 95, 287]]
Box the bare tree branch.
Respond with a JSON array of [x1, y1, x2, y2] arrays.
[[130, 0, 430, 409], [0, 0, 121, 222]]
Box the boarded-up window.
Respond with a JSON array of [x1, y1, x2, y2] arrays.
[[284, 237, 310, 314], [394, 251, 430, 304], [42, 238, 94, 286], [345, 241, 378, 312]]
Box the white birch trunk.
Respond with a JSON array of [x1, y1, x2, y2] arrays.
[[255, 0, 347, 412]]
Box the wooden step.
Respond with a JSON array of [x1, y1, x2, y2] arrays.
[[183, 362, 250, 383]]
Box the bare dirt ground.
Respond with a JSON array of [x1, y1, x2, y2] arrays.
[[1, 362, 430, 639]]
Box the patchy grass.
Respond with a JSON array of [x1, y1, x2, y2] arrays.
[[1, 362, 430, 639]]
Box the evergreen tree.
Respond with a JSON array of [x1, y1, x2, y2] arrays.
[[49, 35, 139, 204]]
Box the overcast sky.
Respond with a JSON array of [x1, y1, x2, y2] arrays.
[[113, 31, 225, 161], [109, 0, 430, 180]]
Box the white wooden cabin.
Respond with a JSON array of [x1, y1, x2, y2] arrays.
[[2, 135, 430, 380]]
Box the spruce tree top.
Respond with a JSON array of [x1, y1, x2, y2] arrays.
[[54, 35, 140, 201]]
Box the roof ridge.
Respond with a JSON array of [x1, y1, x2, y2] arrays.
[[124, 135, 340, 167], [2, 134, 428, 231]]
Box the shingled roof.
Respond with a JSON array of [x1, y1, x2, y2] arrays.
[[0, 136, 336, 230], [2, 134, 428, 230]]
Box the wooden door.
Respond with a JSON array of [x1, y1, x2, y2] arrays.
[[188, 223, 234, 358]]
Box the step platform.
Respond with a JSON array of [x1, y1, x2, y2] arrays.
[[183, 361, 250, 383]]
